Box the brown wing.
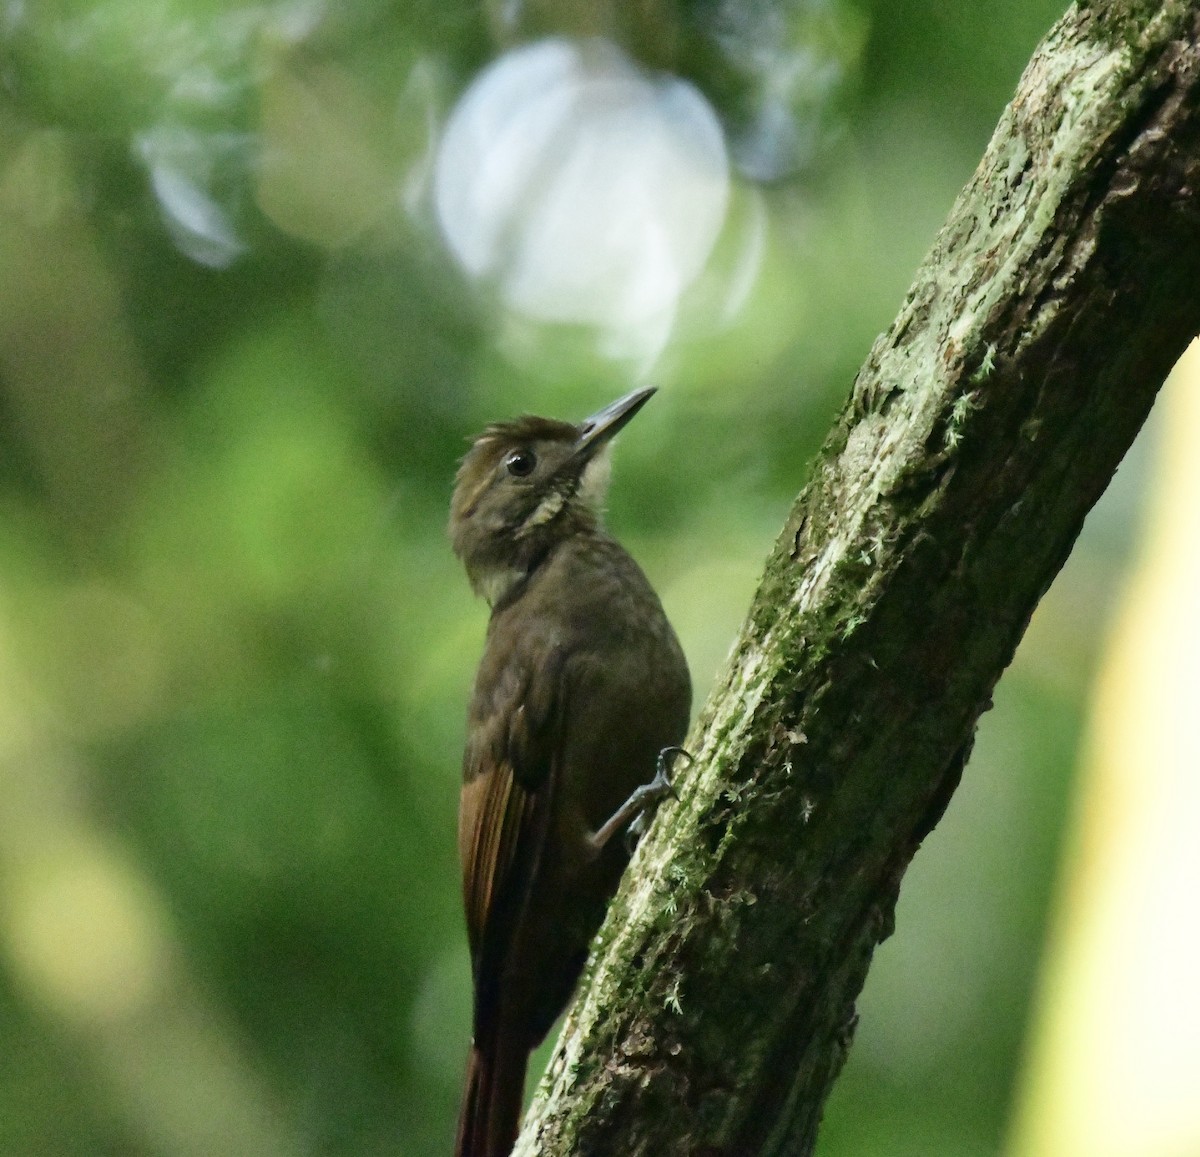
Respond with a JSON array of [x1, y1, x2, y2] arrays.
[[458, 754, 542, 965], [458, 639, 566, 1036]]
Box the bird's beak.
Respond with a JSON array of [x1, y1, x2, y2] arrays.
[[573, 386, 656, 461]]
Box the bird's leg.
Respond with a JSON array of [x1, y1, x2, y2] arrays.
[[591, 746, 693, 853]]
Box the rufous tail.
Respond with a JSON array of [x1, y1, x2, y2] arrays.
[[454, 1038, 528, 1157]]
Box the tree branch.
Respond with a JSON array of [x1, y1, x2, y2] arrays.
[[516, 2, 1200, 1153]]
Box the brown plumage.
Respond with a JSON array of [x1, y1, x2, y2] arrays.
[[449, 388, 691, 1157]]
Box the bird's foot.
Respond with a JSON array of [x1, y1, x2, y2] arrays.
[[624, 746, 693, 850], [592, 746, 694, 854]]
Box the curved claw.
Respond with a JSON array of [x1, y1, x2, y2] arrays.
[[654, 745, 694, 798]]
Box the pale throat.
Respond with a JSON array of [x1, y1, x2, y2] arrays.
[[471, 445, 615, 607], [471, 561, 528, 607], [577, 445, 613, 512]]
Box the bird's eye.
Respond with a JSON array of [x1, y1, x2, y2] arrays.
[[505, 448, 537, 478]]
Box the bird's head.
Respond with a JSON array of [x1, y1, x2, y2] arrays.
[[450, 386, 655, 605]]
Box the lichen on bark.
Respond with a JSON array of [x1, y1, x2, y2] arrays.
[[515, 3, 1200, 1154]]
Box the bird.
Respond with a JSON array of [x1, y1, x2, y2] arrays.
[[449, 386, 692, 1157]]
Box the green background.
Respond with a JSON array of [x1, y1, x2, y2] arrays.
[[0, 2, 1146, 1154]]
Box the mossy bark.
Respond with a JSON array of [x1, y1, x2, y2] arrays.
[[515, 2, 1200, 1154]]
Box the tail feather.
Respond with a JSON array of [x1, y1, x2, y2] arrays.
[[454, 1039, 529, 1157]]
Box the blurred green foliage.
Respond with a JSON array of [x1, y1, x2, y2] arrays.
[[0, 0, 1144, 1154]]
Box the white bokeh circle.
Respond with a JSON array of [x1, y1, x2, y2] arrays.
[[434, 38, 730, 340]]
